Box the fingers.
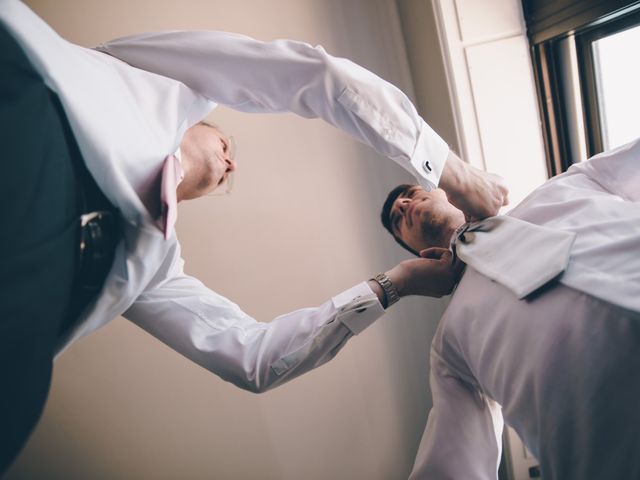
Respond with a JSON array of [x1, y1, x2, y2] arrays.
[[419, 247, 464, 282], [395, 249, 463, 298], [419, 247, 451, 260], [495, 176, 510, 207], [464, 184, 509, 221], [443, 158, 510, 220]]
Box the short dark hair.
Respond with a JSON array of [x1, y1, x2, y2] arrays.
[[380, 184, 419, 256]]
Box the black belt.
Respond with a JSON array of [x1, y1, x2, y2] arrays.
[[53, 92, 122, 336], [74, 157, 121, 294], [59, 159, 121, 337]]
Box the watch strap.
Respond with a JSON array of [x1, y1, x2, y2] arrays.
[[371, 272, 400, 308]]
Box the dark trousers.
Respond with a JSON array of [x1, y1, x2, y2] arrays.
[[0, 23, 80, 474]]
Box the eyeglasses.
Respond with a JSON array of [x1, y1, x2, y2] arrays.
[[208, 135, 236, 196]]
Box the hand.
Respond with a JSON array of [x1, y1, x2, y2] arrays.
[[439, 151, 509, 221], [386, 247, 464, 299]]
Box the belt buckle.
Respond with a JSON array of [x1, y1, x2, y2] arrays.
[[79, 210, 112, 249], [77, 210, 118, 293]]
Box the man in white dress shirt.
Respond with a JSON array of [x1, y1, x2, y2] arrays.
[[381, 139, 640, 479], [0, 0, 510, 472]]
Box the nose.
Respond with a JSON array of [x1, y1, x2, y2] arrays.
[[396, 197, 410, 214], [225, 157, 237, 173], [391, 197, 410, 225]]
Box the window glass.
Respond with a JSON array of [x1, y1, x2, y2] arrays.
[[592, 24, 640, 150]]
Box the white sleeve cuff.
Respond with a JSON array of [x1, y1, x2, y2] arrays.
[[410, 119, 450, 191], [332, 281, 386, 335]]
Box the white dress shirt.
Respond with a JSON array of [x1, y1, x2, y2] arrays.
[[410, 139, 640, 479], [0, 0, 450, 391]]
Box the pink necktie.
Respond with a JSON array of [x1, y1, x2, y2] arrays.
[[156, 154, 184, 239]]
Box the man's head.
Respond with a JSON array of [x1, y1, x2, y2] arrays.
[[177, 121, 237, 201], [381, 185, 465, 254]]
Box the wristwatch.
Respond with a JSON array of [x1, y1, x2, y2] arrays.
[[371, 272, 400, 308]]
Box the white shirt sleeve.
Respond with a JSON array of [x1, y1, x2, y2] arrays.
[[94, 30, 449, 189], [568, 136, 640, 202], [124, 270, 385, 393], [409, 349, 504, 480]]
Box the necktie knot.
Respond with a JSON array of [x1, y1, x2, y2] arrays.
[[450, 222, 470, 250], [451, 218, 503, 247]]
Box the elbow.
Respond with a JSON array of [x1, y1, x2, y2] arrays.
[[313, 44, 341, 83], [227, 367, 279, 395], [296, 42, 343, 91], [238, 379, 270, 395]]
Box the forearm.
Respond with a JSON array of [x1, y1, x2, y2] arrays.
[[95, 30, 448, 188], [126, 274, 385, 393], [97, 31, 508, 218]]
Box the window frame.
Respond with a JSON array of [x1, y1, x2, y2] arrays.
[[575, 8, 640, 156], [525, 1, 640, 176]]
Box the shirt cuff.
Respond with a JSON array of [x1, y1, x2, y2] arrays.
[[332, 282, 386, 335], [410, 119, 450, 191]]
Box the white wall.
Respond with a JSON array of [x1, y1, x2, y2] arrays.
[[6, 1, 451, 479], [396, 0, 460, 151], [435, 0, 548, 208]]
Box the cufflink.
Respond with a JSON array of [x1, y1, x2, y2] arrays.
[[423, 161, 432, 173]]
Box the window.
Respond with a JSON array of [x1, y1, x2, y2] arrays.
[[591, 25, 640, 150], [523, 0, 640, 175], [576, 11, 640, 153]]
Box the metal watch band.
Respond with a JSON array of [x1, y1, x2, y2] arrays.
[[371, 272, 400, 308]]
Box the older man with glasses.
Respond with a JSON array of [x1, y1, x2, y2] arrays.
[[0, 0, 508, 472]]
